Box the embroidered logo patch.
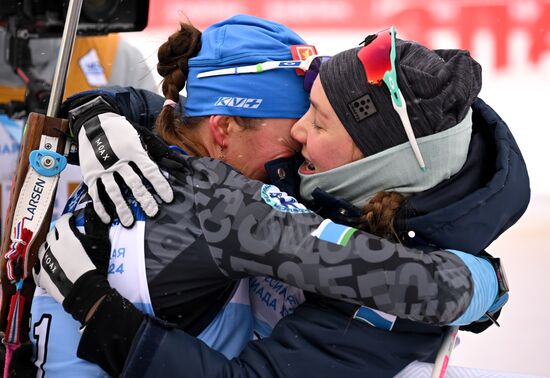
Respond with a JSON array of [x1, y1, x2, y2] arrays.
[[260, 185, 311, 214], [311, 219, 358, 246], [348, 93, 377, 122]]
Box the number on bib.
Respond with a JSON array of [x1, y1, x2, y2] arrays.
[[33, 314, 52, 378]]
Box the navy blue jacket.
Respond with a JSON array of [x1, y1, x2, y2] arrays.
[[64, 89, 529, 377]]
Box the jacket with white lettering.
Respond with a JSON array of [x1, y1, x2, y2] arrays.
[[60, 87, 481, 324], [73, 142, 497, 376]]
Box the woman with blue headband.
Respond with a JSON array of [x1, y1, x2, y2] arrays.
[[27, 17, 525, 378]]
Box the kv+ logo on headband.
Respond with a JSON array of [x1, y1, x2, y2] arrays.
[[215, 97, 263, 109]]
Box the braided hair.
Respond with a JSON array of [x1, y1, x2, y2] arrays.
[[155, 23, 263, 156], [155, 23, 205, 155], [359, 192, 406, 241]]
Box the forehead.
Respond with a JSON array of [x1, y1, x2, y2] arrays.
[[251, 118, 300, 147], [310, 79, 337, 122]]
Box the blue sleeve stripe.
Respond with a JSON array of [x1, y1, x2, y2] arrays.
[[448, 250, 498, 326], [353, 306, 396, 330]]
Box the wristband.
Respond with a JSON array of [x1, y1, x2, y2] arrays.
[[478, 251, 509, 325], [68, 96, 119, 138], [63, 270, 113, 324]]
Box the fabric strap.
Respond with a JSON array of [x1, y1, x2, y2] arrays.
[[2, 134, 62, 376], [7, 134, 60, 278]]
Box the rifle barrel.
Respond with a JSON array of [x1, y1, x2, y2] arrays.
[[47, 0, 84, 117]]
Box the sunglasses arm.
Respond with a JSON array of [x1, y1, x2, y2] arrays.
[[197, 61, 295, 79], [391, 88, 427, 171], [197, 65, 257, 78]]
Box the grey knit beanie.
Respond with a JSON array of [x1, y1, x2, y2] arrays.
[[319, 38, 482, 156]]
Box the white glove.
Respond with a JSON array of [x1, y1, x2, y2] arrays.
[[33, 214, 98, 304], [78, 111, 174, 227], [33, 212, 113, 323]]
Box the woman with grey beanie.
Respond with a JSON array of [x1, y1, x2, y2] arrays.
[[287, 26, 527, 375]]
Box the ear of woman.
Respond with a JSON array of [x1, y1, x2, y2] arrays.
[[208, 115, 232, 159]]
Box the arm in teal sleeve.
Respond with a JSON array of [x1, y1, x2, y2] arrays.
[[448, 250, 499, 326]]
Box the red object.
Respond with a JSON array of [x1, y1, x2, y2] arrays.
[[291, 45, 318, 75], [357, 30, 392, 86], [146, 0, 550, 70]]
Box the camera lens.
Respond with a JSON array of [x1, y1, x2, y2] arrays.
[[82, 0, 119, 22]]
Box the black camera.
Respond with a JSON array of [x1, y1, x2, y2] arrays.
[[0, 0, 149, 36], [0, 0, 149, 116]]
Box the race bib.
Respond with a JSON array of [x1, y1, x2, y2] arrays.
[[79, 49, 108, 87]]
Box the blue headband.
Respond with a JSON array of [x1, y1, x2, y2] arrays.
[[185, 14, 309, 119]]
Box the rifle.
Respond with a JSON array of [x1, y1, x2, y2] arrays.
[[0, 0, 83, 374]]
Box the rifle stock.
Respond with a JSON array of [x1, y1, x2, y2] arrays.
[[0, 113, 68, 341], [0, 1, 81, 353]]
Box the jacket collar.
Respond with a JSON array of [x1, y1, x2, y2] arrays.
[[398, 98, 530, 253]]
